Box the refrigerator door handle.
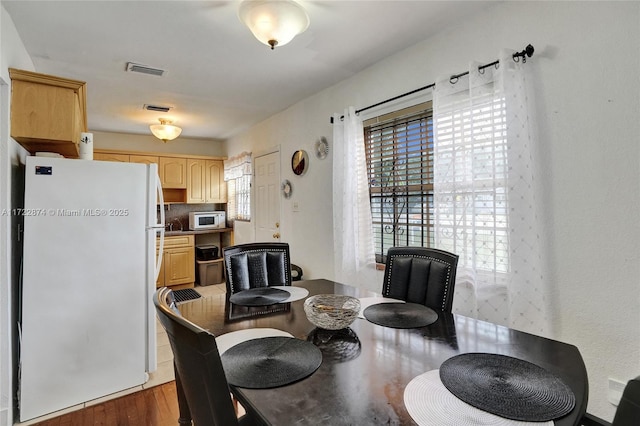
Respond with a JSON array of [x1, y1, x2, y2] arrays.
[[154, 174, 165, 283]]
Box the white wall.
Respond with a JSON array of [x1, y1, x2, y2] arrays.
[[0, 4, 33, 425], [226, 1, 640, 421]]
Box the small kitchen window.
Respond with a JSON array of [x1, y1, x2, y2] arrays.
[[224, 152, 252, 222]]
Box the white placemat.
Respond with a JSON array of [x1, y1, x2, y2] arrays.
[[270, 285, 309, 302], [357, 297, 405, 318], [215, 328, 293, 355], [403, 370, 554, 426]]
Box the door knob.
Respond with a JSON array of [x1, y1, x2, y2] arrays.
[[273, 232, 280, 239]]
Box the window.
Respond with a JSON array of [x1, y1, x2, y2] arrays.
[[224, 152, 252, 222], [364, 102, 433, 263], [227, 174, 251, 221], [433, 95, 509, 274]]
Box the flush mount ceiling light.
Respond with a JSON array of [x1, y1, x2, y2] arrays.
[[238, 0, 310, 50], [150, 118, 182, 143]]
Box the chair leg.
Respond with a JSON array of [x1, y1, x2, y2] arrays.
[[174, 366, 193, 425]]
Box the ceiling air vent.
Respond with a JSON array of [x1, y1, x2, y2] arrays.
[[126, 62, 165, 77], [144, 104, 171, 113]]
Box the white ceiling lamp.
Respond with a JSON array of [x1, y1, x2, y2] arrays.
[[238, 0, 310, 50], [150, 118, 182, 143]]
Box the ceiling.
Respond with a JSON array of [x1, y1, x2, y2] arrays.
[[3, 0, 494, 141]]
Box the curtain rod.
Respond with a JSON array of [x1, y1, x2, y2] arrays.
[[330, 44, 534, 123]]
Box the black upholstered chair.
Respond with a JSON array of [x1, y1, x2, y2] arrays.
[[581, 376, 640, 426], [153, 287, 257, 426], [382, 246, 459, 312], [222, 242, 291, 294]]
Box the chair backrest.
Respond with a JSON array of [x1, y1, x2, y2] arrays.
[[382, 247, 458, 312], [613, 376, 640, 426], [153, 287, 239, 426], [223, 242, 292, 294]]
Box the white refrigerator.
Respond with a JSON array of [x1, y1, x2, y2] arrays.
[[19, 156, 165, 421]]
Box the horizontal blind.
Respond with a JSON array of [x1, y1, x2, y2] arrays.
[[364, 106, 434, 262], [434, 94, 509, 273]]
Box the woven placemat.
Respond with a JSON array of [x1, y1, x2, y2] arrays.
[[216, 328, 293, 355], [439, 353, 575, 422], [404, 369, 553, 426], [221, 336, 322, 389], [357, 297, 404, 318], [229, 287, 290, 306], [363, 302, 438, 328], [270, 285, 310, 302]]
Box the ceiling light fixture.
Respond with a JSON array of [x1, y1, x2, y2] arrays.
[[238, 0, 309, 50], [150, 118, 182, 143]]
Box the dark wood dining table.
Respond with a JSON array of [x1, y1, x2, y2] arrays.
[[179, 279, 588, 425]]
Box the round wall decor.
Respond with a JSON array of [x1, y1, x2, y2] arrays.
[[281, 179, 292, 198], [314, 136, 329, 159]]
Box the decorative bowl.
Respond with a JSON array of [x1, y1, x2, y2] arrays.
[[303, 294, 361, 330]]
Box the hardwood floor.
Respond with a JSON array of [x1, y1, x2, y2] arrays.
[[31, 382, 181, 426]]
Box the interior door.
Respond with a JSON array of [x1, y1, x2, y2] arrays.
[[254, 151, 281, 242]]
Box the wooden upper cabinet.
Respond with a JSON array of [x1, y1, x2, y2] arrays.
[[205, 160, 226, 203], [129, 155, 159, 165], [159, 157, 187, 189], [94, 152, 130, 162], [186, 159, 226, 203], [9, 68, 87, 158], [186, 159, 206, 203]]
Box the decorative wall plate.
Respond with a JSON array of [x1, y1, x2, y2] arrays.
[[281, 179, 292, 198], [315, 136, 329, 159]]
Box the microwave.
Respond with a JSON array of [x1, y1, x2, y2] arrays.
[[189, 211, 226, 230]]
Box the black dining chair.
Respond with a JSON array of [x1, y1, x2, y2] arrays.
[[153, 287, 257, 426], [581, 376, 640, 426], [382, 246, 459, 312], [222, 242, 292, 294]]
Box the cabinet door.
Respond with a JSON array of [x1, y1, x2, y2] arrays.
[[156, 249, 165, 288], [130, 155, 159, 165], [93, 153, 130, 162], [205, 160, 227, 203], [164, 247, 195, 286], [159, 157, 187, 189], [186, 159, 206, 204]]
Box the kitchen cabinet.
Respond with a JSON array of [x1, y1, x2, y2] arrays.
[[157, 235, 195, 289], [187, 159, 226, 204], [94, 153, 130, 162], [129, 154, 158, 165], [9, 68, 87, 158], [159, 157, 187, 189], [205, 160, 226, 203]]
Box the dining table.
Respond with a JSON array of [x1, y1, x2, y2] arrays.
[[178, 279, 588, 426]]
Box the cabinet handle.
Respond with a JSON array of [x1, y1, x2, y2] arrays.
[[272, 233, 280, 239]]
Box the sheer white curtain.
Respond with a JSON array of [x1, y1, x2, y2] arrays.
[[433, 50, 549, 335], [332, 107, 378, 291]]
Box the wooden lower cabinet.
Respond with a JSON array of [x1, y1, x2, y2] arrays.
[[157, 235, 195, 289]]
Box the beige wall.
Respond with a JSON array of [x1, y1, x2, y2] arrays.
[[91, 130, 226, 157]]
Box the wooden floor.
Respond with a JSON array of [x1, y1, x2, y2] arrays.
[[31, 381, 181, 426]]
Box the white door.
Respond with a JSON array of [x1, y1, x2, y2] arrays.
[[254, 151, 281, 242]]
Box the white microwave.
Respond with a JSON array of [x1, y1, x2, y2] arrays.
[[189, 211, 226, 230]]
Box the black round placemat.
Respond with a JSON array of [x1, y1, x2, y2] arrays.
[[363, 302, 438, 328], [221, 336, 322, 389], [229, 287, 290, 306], [439, 353, 576, 422]]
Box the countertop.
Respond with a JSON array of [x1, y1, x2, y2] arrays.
[[164, 227, 233, 237]]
